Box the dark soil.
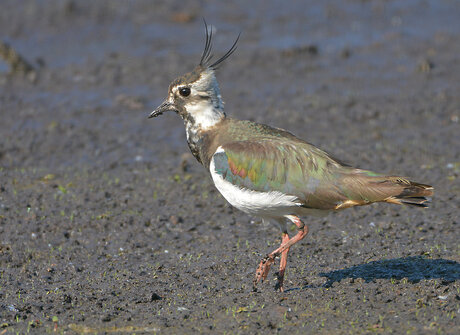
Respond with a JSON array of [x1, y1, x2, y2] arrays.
[[1, 1, 459, 334]]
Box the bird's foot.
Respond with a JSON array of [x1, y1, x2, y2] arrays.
[[253, 254, 276, 291], [275, 271, 285, 292]]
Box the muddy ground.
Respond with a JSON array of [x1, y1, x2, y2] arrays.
[[1, 1, 459, 334]]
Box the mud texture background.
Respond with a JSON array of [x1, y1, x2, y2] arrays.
[[1, 1, 459, 334]]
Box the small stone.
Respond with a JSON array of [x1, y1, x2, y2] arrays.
[[151, 293, 162, 301], [63, 295, 72, 304], [171, 12, 196, 23], [114, 94, 146, 110], [417, 59, 434, 73], [169, 215, 182, 225], [341, 48, 351, 59]]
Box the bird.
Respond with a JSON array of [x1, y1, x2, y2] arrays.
[[149, 22, 434, 291]]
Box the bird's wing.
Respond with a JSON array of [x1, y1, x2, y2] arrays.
[[210, 139, 349, 210]]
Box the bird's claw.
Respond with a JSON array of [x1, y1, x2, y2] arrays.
[[253, 254, 276, 290]]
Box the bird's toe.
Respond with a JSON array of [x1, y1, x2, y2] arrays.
[[253, 254, 276, 289]]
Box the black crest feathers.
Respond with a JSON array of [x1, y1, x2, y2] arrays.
[[200, 20, 240, 70]]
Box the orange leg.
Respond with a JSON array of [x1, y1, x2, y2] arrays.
[[253, 215, 309, 291], [276, 233, 290, 291]]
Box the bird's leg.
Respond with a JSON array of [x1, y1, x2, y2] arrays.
[[276, 233, 290, 292], [253, 254, 276, 289], [253, 215, 309, 291]]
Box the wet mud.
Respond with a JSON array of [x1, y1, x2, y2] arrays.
[[1, 1, 459, 334]]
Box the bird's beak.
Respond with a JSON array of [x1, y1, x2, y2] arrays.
[[148, 100, 177, 118]]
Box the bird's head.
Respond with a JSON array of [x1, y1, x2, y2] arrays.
[[149, 22, 240, 130]]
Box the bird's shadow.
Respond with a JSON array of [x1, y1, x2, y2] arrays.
[[286, 256, 460, 292], [320, 256, 460, 288]]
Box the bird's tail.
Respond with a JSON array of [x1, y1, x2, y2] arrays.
[[336, 169, 434, 209], [379, 178, 434, 207]]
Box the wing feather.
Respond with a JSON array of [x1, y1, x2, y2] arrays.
[[211, 139, 348, 210]]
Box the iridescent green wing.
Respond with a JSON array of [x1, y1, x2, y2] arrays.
[[211, 139, 348, 209]]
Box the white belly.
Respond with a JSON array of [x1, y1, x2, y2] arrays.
[[209, 151, 299, 218]]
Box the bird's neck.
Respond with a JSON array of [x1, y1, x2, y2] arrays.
[[184, 102, 226, 164]]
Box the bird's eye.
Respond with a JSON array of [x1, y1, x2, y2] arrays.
[[179, 87, 191, 97]]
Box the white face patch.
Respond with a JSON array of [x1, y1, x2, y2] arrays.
[[183, 69, 225, 130], [209, 146, 300, 218], [172, 69, 225, 131], [185, 99, 224, 130]]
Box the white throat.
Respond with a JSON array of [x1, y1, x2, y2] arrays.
[[185, 100, 224, 130], [183, 101, 225, 158]]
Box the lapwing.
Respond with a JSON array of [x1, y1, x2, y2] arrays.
[[149, 23, 434, 291]]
